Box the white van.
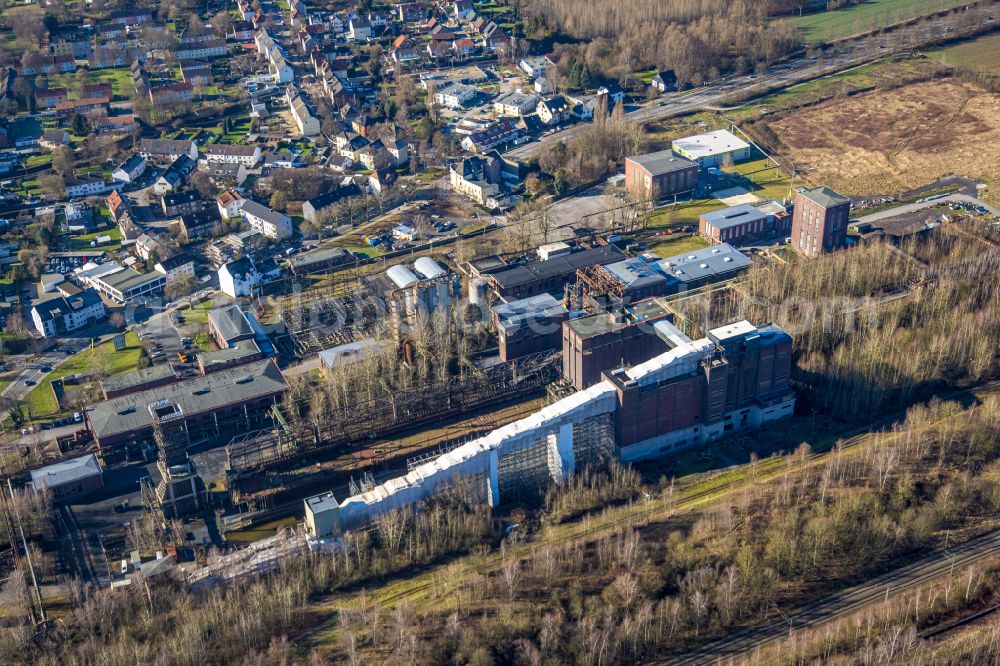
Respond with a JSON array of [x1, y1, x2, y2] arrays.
[[120, 559, 128, 575]]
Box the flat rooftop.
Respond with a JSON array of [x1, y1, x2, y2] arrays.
[[672, 129, 750, 160], [88, 359, 287, 440], [626, 149, 697, 176], [98, 267, 162, 293], [198, 339, 261, 367], [566, 297, 671, 338], [701, 204, 768, 230], [492, 292, 566, 329], [101, 364, 177, 394], [490, 246, 625, 290], [655, 243, 752, 285]]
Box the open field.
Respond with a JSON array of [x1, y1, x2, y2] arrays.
[[723, 58, 940, 122], [928, 31, 1000, 77], [789, 0, 970, 44], [764, 77, 1000, 200]]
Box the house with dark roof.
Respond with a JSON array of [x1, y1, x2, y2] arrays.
[[302, 183, 363, 223], [208, 304, 255, 349], [30, 288, 106, 337]]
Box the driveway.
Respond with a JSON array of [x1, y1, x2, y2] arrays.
[[855, 194, 1000, 224]]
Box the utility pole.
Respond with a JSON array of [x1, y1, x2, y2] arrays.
[[7, 479, 45, 624]]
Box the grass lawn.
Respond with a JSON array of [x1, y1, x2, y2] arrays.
[[646, 198, 721, 228], [67, 227, 121, 250], [729, 157, 794, 202], [24, 331, 142, 420], [648, 234, 710, 258], [25, 154, 52, 168], [634, 68, 657, 84], [180, 298, 214, 327], [788, 0, 970, 44], [928, 32, 1000, 77]]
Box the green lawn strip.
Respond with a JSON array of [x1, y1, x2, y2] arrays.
[[24, 331, 142, 420], [648, 234, 710, 258], [788, 0, 969, 44]]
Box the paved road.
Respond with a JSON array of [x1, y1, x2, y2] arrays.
[[504, 7, 996, 162], [0, 338, 90, 414], [856, 194, 1000, 224], [666, 529, 1000, 665]]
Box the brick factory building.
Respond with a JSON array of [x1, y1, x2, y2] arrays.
[[624, 149, 699, 202], [791, 186, 851, 258], [87, 359, 288, 463], [562, 298, 677, 391]]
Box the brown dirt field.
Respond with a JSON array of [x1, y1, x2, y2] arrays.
[[765, 78, 1000, 202]]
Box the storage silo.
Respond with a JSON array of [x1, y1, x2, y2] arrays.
[[469, 278, 488, 306]]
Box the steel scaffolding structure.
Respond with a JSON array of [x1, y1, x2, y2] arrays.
[[226, 352, 561, 481], [281, 286, 386, 357], [497, 435, 552, 503], [571, 413, 616, 470]]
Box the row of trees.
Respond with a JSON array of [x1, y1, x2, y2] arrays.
[[515, 0, 801, 86], [673, 225, 1000, 415], [537, 95, 646, 186]]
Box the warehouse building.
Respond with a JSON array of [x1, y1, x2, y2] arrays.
[[672, 129, 751, 167], [83, 265, 166, 303], [699, 204, 769, 245], [87, 359, 288, 463], [578, 244, 751, 299], [624, 149, 699, 202]]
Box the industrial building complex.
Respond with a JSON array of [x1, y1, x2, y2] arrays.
[[306, 318, 794, 535]]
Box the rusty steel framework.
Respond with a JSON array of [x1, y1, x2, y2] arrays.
[[225, 351, 561, 483], [577, 264, 627, 298], [280, 285, 387, 356]]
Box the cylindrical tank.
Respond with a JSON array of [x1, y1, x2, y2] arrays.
[[386, 264, 419, 289], [469, 278, 487, 306], [413, 257, 447, 280]]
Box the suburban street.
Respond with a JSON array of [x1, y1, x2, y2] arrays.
[[666, 529, 1000, 665]]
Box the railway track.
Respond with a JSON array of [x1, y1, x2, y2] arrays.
[[665, 530, 1000, 665]]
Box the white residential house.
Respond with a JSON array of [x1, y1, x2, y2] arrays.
[[518, 56, 551, 78], [387, 139, 410, 166], [218, 256, 280, 298], [30, 288, 106, 338], [65, 177, 109, 197], [217, 190, 244, 219], [201, 143, 262, 166], [348, 18, 372, 40], [112, 154, 147, 184], [285, 86, 321, 137], [537, 96, 571, 125], [492, 91, 538, 117], [433, 82, 477, 109], [239, 199, 293, 240], [154, 254, 196, 282]]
